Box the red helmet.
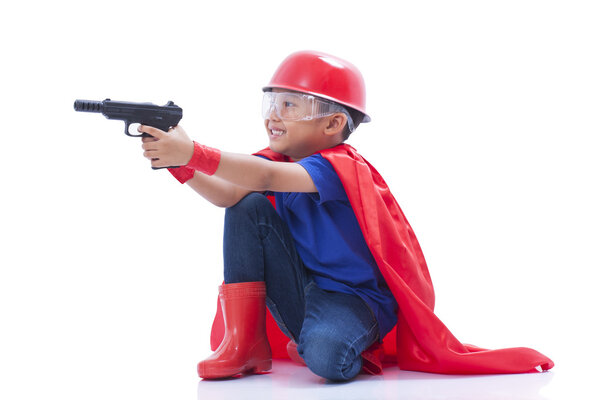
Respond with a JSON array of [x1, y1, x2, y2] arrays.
[[264, 51, 371, 123]]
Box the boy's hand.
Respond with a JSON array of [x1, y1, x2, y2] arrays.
[[140, 125, 194, 168]]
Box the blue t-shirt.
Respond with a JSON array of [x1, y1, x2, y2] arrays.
[[265, 154, 398, 339]]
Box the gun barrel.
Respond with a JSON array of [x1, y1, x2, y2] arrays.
[[74, 99, 104, 113]]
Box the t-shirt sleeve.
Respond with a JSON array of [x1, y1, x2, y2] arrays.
[[297, 154, 347, 203]]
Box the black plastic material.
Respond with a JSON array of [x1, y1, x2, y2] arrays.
[[74, 98, 183, 169]]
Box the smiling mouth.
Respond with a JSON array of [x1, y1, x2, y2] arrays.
[[270, 128, 286, 137]]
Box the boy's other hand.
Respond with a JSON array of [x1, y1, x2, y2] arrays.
[[139, 125, 194, 168]]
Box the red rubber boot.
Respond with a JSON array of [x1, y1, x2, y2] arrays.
[[198, 282, 272, 379]]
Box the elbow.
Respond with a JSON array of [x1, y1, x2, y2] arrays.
[[213, 194, 242, 208], [215, 188, 256, 208], [213, 200, 233, 208]]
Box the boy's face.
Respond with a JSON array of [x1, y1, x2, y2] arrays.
[[263, 89, 336, 160]]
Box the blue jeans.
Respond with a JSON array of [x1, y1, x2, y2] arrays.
[[223, 193, 379, 381]]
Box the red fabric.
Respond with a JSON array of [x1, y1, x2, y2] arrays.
[[210, 144, 554, 374], [168, 166, 195, 184], [186, 141, 221, 176]]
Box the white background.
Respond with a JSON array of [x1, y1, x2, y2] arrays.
[[1, 1, 598, 399]]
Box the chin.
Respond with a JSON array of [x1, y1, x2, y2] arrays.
[[268, 143, 286, 156]]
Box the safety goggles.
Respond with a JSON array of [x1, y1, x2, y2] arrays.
[[262, 91, 355, 132]]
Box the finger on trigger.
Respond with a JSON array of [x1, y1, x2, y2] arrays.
[[141, 125, 165, 139]]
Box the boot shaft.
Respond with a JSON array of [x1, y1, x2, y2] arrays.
[[199, 281, 272, 379], [219, 282, 267, 340]]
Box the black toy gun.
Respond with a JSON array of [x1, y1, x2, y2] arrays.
[[74, 98, 183, 169], [74, 98, 183, 137]]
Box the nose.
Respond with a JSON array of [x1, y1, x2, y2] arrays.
[[268, 106, 282, 122]]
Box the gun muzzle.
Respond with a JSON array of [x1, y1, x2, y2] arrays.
[[74, 99, 104, 113]]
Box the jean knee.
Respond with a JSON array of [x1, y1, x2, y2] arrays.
[[298, 330, 362, 381], [226, 192, 270, 216], [225, 193, 274, 231]]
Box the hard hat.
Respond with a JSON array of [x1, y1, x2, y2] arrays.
[[264, 51, 371, 123]]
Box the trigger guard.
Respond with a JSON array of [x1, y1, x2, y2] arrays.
[[125, 121, 144, 137]]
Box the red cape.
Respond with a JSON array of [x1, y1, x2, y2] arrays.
[[210, 144, 554, 374]]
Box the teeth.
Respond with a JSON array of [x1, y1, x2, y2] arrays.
[[271, 129, 285, 136]]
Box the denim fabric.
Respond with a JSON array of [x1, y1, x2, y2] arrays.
[[223, 193, 379, 381]]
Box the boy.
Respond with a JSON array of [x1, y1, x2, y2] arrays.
[[139, 51, 553, 381]]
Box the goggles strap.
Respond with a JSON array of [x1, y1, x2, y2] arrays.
[[339, 108, 355, 133], [313, 97, 355, 133]]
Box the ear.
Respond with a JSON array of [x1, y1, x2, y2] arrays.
[[323, 113, 347, 136]]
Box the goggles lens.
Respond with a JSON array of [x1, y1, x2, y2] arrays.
[[262, 92, 313, 120], [262, 92, 354, 132]]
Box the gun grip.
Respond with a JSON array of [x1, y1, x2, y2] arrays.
[[130, 121, 179, 170]]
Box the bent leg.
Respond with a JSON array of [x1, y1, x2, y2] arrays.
[[223, 193, 309, 341], [298, 283, 379, 381]]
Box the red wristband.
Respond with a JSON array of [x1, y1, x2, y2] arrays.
[[186, 141, 221, 175], [168, 166, 195, 184]]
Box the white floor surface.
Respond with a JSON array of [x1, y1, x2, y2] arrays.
[[197, 360, 586, 400]]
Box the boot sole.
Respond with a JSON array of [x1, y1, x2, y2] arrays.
[[198, 359, 272, 379]]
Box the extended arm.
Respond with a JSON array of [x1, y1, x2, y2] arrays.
[[140, 125, 316, 207], [212, 151, 316, 193]]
